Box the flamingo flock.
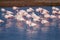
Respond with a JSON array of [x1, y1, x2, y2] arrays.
[[0, 6, 60, 34]]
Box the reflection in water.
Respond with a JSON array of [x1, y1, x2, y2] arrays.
[[0, 6, 60, 40]]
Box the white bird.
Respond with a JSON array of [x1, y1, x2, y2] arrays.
[[0, 19, 4, 23], [42, 9, 49, 14], [52, 10, 57, 14], [41, 20, 49, 24], [52, 7, 59, 11], [36, 8, 40, 12], [58, 11, 60, 14], [15, 14, 25, 21], [58, 15, 60, 19], [27, 7, 34, 12], [55, 8, 60, 11], [31, 12, 40, 21], [30, 22, 37, 26], [52, 7, 56, 10], [36, 7, 43, 12], [12, 6, 18, 10], [26, 14, 31, 18], [1, 8, 6, 12], [18, 10, 28, 16], [4, 14, 14, 19], [6, 11, 13, 15], [25, 20, 37, 26], [25, 20, 31, 26], [20, 10, 26, 13], [50, 15, 56, 19], [44, 14, 50, 18]]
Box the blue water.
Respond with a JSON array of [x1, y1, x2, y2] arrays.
[[0, 6, 60, 40]]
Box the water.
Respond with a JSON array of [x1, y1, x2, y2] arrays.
[[0, 6, 60, 40]]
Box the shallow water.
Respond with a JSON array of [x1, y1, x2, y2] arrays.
[[0, 6, 60, 40]]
